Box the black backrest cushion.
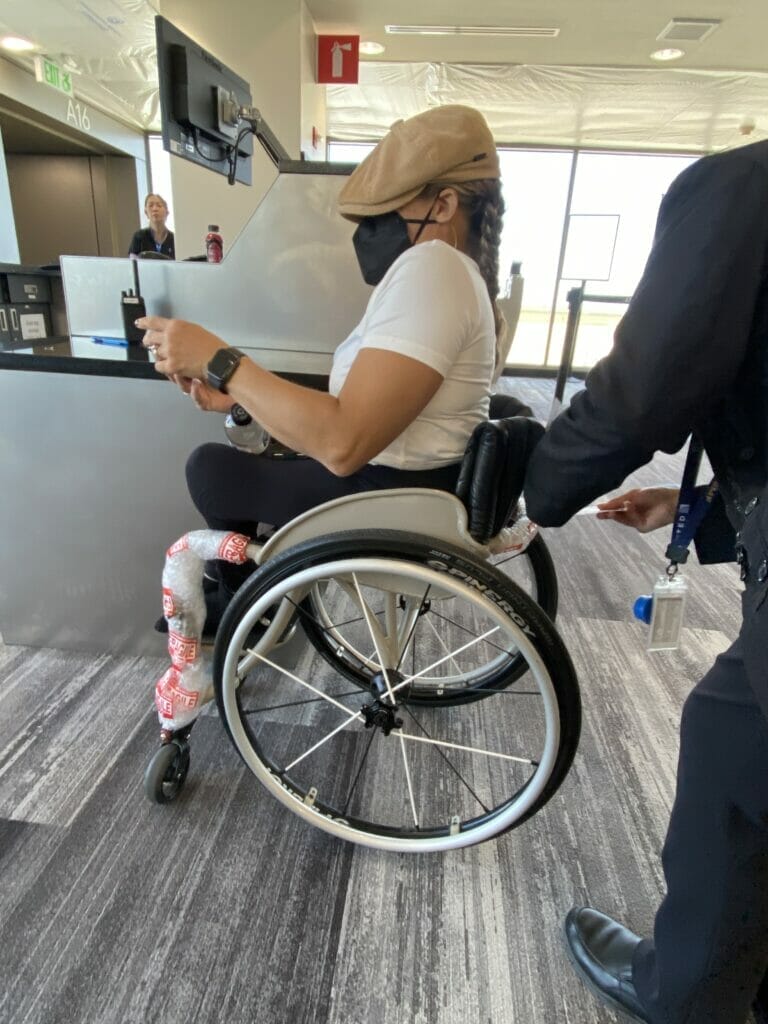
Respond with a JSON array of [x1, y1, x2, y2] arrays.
[[456, 417, 545, 543]]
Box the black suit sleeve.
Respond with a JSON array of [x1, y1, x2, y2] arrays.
[[525, 151, 768, 526], [127, 230, 143, 256]]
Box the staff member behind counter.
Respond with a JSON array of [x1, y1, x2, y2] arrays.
[[128, 193, 175, 259], [137, 105, 521, 630]]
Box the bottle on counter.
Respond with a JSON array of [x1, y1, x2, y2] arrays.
[[205, 225, 223, 264], [224, 403, 270, 455]]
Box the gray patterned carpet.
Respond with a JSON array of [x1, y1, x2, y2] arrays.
[[0, 378, 752, 1024]]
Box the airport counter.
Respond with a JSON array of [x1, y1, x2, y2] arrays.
[[0, 339, 324, 654]]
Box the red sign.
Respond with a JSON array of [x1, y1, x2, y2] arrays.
[[317, 35, 359, 84]]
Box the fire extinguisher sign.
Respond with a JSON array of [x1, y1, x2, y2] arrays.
[[317, 35, 359, 84]]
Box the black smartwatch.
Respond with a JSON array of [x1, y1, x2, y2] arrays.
[[206, 347, 245, 393]]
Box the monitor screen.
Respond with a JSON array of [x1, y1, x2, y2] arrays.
[[155, 15, 253, 185]]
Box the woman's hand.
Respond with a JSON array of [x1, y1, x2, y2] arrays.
[[597, 487, 679, 533], [189, 377, 234, 413], [137, 315, 226, 381]]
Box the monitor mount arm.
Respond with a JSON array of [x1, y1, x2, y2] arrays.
[[217, 91, 290, 182]]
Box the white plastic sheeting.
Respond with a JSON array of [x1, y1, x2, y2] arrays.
[[3, 0, 767, 149], [328, 62, 768, 153], [1, 0, 159, 129]]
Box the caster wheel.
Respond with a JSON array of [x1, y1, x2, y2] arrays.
[[144, 740, 190, 804]]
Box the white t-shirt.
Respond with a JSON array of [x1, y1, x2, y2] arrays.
[[328, 240, 495, 469]]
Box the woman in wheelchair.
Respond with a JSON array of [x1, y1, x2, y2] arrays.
[[139, 107, 580, 840], [139, 105, 508, 628]]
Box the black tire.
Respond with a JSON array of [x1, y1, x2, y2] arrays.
[[301, 530, 558, 706], [213, 530, 580, 850], [144, 740, 190, 804]]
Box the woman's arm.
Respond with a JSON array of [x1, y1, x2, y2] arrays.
[[138, 316, 442, 475], [229, 347, 441, 474]]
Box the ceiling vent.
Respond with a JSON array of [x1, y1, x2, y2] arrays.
[[657, 19, 721, 42]]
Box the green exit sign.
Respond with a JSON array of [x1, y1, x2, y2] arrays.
[[34, 56, 74, 97]]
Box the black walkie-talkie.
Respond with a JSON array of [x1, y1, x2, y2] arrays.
[[121, 258, 147, 344]]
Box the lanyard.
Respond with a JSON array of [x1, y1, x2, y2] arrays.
[[665, 436, 719, 572]]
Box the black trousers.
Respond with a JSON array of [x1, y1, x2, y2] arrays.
[[632, 579, 768, 1022], [185, 442, 462, 590]]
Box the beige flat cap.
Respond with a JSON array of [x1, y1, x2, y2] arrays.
[[337, 104, 500, 220]]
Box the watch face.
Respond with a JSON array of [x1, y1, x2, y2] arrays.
[[207, 348, 243, 393]]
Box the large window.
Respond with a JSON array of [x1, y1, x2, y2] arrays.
[[497, 150, 573, 368], [554, 151, 695, 369], [328, 142, 697, 373]]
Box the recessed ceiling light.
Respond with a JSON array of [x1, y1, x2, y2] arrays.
[[385, 24, 560, 38], [650, 47, 685, 61], [360, 41, 385, 55], [1, 35, 37, 52]]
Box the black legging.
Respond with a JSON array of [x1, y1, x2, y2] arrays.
[[186, 442, 462, 591]]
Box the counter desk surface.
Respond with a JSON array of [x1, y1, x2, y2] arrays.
[[0, 335, 327, 387], [0, 336, 326, 655]]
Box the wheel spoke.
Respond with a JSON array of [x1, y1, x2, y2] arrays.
[[420, 610, 464, 679], [242, 690, 364, 715], [397, 731, 533, 765], [386, 626, 501, 699], [351, 574, 419, 827], [398, 730, 419, 828], [243, 647, 363, 720], [342, 728, 378, 815], [427, 607, 518, 656], [402, 705, 490, 814], [284, 711, 363, 772]]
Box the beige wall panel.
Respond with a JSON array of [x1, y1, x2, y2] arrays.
[[104, 155, 142, 257], [6, 154, 98, 265]]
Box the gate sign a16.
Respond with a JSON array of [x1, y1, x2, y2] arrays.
[[317, 35, 359, 84]]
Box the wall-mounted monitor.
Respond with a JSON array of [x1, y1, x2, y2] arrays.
[[155, 15, 253, 185]]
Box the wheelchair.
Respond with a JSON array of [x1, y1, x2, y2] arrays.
[[144, 413, 581, 853]]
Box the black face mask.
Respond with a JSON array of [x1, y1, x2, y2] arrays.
[[352, 201, 438, 285]]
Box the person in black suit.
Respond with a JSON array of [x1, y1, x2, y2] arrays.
[[128, 193, 175, 259], [524, 138, 768, 1024]]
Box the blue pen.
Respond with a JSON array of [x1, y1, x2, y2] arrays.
[[92, 337, 129, 347]]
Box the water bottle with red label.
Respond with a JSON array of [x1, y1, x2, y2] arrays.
[[205, 225, 223, 263]]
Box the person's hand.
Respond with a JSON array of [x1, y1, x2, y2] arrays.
[[167, 373, 232, 413], [137, 315, 225, 381], [189, 377, 233, 413], [597, 487, 679, 533]]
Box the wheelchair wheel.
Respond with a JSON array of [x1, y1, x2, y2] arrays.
[[144, 739, 190, 804], [213, 530, 580, 852], [301, 531, 558, 706]]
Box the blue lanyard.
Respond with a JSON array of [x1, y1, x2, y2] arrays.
[[665, 436, 719, 568]]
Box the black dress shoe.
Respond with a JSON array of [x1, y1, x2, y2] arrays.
[[564, 907, 650, 1022]]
